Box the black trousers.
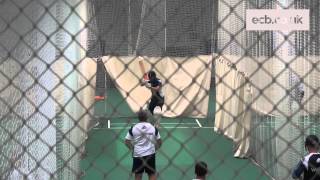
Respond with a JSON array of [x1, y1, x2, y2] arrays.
[[148, 95, 164, 114]]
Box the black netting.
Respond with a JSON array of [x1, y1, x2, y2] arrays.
[[1, 0, 320, 180]]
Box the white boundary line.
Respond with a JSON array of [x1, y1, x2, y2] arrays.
[[104, 119, 212, 130], [111, 122, 197, 125], [195, 119, 202, 127], [107, 120, 110, 129], [94, 126, 215, 130]]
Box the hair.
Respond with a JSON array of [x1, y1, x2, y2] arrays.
[[305, 135, 320, 150], [148, 70, 156, 80], [137, 109, 148, 122], [195, 161, 208, 177]]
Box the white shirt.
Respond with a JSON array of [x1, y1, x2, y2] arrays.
[[125, 122, 161, 157]]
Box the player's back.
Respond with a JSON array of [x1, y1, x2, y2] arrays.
[[130, 122, 158, 157], [303, 153, 320, 180]]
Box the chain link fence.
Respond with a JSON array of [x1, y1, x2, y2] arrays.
[[0, 0, 320, 179]]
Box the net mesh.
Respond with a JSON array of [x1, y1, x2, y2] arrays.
[[0, 0, 320, 179]]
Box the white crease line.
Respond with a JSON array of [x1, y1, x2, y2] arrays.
[[94, 126, 215, 130], [195, 119, 202, 127], [107, 120, 110, 129], [159, 127, 214, 129], [111, 122, 197, 125]]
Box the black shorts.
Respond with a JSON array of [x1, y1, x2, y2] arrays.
[[132, 154, 156, 175]]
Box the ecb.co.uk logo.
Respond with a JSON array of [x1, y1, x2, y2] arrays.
[[246, 10, 309, 31]]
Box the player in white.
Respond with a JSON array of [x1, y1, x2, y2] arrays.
[[125, 110, 162, 180]]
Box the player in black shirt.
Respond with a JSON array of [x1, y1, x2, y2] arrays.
[[292, 135, 320, 180], [141, 71, 164, 128]]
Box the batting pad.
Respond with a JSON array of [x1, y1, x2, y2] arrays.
[[101, 55, 213, 118], [153, 106, 162, 115]]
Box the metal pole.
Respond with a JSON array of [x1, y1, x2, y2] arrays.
[[128, 0, 132, 55], [164, 0, 166, 53]]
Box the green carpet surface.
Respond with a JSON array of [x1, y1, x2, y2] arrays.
[[80, 126, 270, 180]]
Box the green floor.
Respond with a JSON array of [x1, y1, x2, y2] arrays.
[[80, 124, 269, 180], [80, 89, 270, 180]]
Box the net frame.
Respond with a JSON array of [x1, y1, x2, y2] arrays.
[[0, 0, 320, 179]]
